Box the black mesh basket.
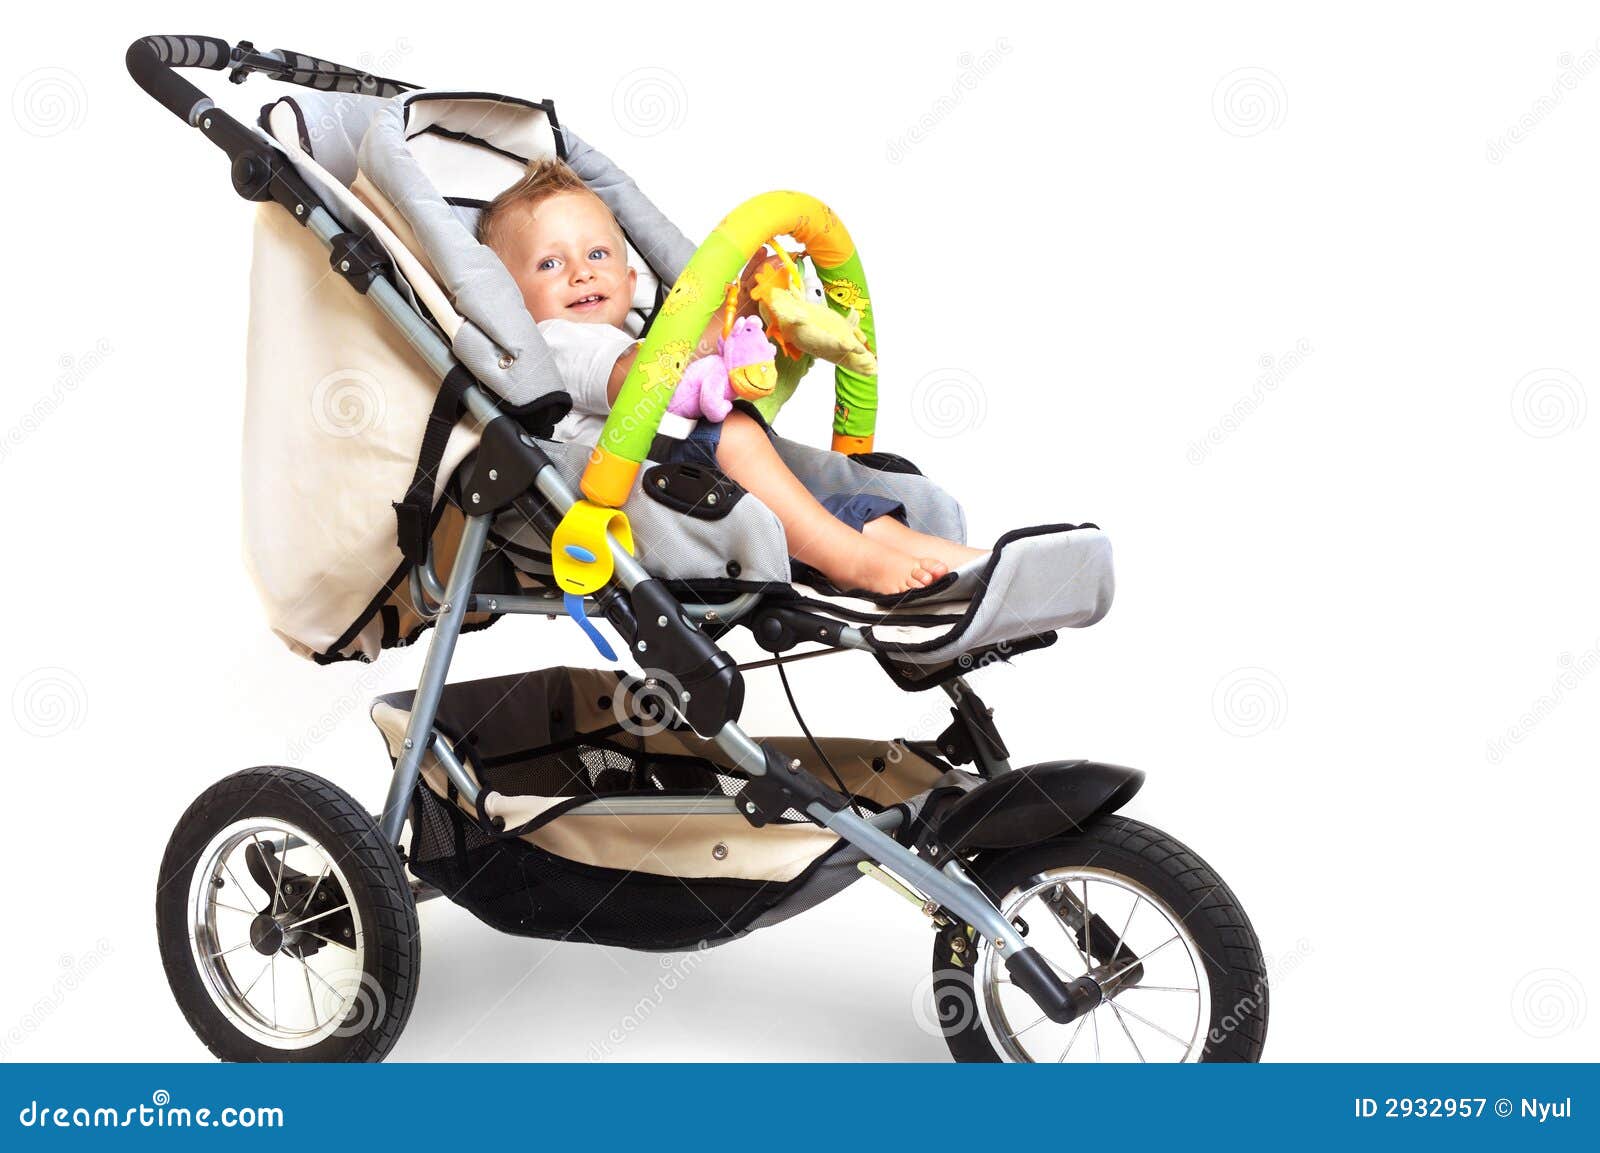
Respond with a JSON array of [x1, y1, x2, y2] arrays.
[[375, 667, 856, 951]]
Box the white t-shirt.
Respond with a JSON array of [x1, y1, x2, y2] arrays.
[[540, 318, 638, 447]]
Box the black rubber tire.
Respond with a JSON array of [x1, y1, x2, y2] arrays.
[[931, 815, 1268, 1062], [156, 767, 420, 1062]]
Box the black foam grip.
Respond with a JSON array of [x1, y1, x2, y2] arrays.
[[269, 48, 413, 99], [125, 36, 230, 123]]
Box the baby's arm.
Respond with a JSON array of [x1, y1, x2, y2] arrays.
[[604, 345, 639, 406], [599, 251, 782, 405]]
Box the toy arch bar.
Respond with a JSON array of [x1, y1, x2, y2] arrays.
[[580, 190, 878, 507]]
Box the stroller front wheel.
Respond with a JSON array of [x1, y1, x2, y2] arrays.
[[156, 767, 420, 1062], [929, 815, 1268, 1062]]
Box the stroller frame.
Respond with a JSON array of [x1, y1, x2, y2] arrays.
[[134, 35, 1269, 1062]]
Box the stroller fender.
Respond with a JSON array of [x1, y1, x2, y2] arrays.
[[934, 760, 1146, 854]]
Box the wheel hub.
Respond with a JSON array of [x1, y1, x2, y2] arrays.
[[248, 913, 285, 956]]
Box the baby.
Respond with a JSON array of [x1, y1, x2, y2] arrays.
[[478, 159, 983, 596]]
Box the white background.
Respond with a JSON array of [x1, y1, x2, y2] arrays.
[[2, 1, 1596, 1062]]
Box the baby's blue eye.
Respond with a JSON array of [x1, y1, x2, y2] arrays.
[[537, 257, 560, 272], [588, 248, 609, 262]]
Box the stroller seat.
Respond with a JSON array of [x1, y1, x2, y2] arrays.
[[243, 85, 1113, 670]]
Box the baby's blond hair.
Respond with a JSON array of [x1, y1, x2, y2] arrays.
[[477, 157, 609, 254]]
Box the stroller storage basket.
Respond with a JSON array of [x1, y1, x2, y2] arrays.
[[371, 667, 950, 950]]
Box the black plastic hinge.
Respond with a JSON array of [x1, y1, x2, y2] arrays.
[[734, 744, 849, 828], [937, 682, 1009, 770], [750, 606, 846, 654], [934, 712, 978, 767], [229, 150, 283, 202], [227, 41, 258, 84], [329, 232, 394, 295]]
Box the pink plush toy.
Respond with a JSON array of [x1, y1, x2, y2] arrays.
[[667, 315, 779, 423]]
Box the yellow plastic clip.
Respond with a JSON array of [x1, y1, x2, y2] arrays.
[[551, 500, 635, 596], [719, 279, 741, 343], [771, 242, 803, 286]]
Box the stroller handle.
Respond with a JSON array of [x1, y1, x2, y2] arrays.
[[127, 35, 419, 128], [125, 35, 232, 125]]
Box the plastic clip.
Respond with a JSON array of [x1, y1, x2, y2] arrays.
[[551, 501, 635, 659]]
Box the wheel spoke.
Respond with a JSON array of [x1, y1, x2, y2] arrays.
[[1091, 1002, 1101, 1059], [1108, 1001, 1147, 1062], [1108, 894, 1139, 967], [295, 955, 353, 1024], [287, 903, 350, 931], [270, 955, 278, 1030], [240, 959, 271, 1000], [301, 957, 318, 1026], [1119, 984, 1201, 994], [212, 900, 261, 918], [296, 863, 331, 919], [221, 860, 259, 909], [1110, 999, 1192, 1049], [1097, 933, 1182, 989], [1081, 881, 1091, 965], [1057, 1010, 1090, 1062], [1011, 1011, 1052, 1038], [272, 833, 289, 913], [209, 940, 256, 960]]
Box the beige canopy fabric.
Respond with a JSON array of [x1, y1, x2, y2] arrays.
[[242, 88, 682, 663], [243, 202, 486, 662]]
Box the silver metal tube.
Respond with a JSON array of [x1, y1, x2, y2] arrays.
[[416, 544, 448, 604], [428, 733, 480, 806], [470, 591, 595, 616], [869, 807, 904, 831], [378, 514, 493, 843], [564, 796, 740, 817], [809, 802, 1022, 958], [710, 722, 771, 778], [683, 592, 764, 624], [408, 567, 438, 621]]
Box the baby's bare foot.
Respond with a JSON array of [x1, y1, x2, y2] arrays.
[[862, 517, 987, 570], [834, 544, 948, 596]]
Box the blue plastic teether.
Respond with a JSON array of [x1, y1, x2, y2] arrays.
[[563, 592, 617, 661]]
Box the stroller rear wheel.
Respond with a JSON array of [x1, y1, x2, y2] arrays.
[[156, 767, 420, 1062], [929, 816, 1268, 1062]]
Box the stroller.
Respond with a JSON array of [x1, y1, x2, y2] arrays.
[[133, 35, 1269, 1063]]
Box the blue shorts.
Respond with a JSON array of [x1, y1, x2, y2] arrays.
[[653, 419, 906, 532]]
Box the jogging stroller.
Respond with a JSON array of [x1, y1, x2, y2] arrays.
[[134, 35, 1269, 1063]]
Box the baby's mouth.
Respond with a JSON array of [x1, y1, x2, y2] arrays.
[[568, 293, 607, 312]]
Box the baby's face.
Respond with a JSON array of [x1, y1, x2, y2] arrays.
[[498, 191, 636, 328]]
